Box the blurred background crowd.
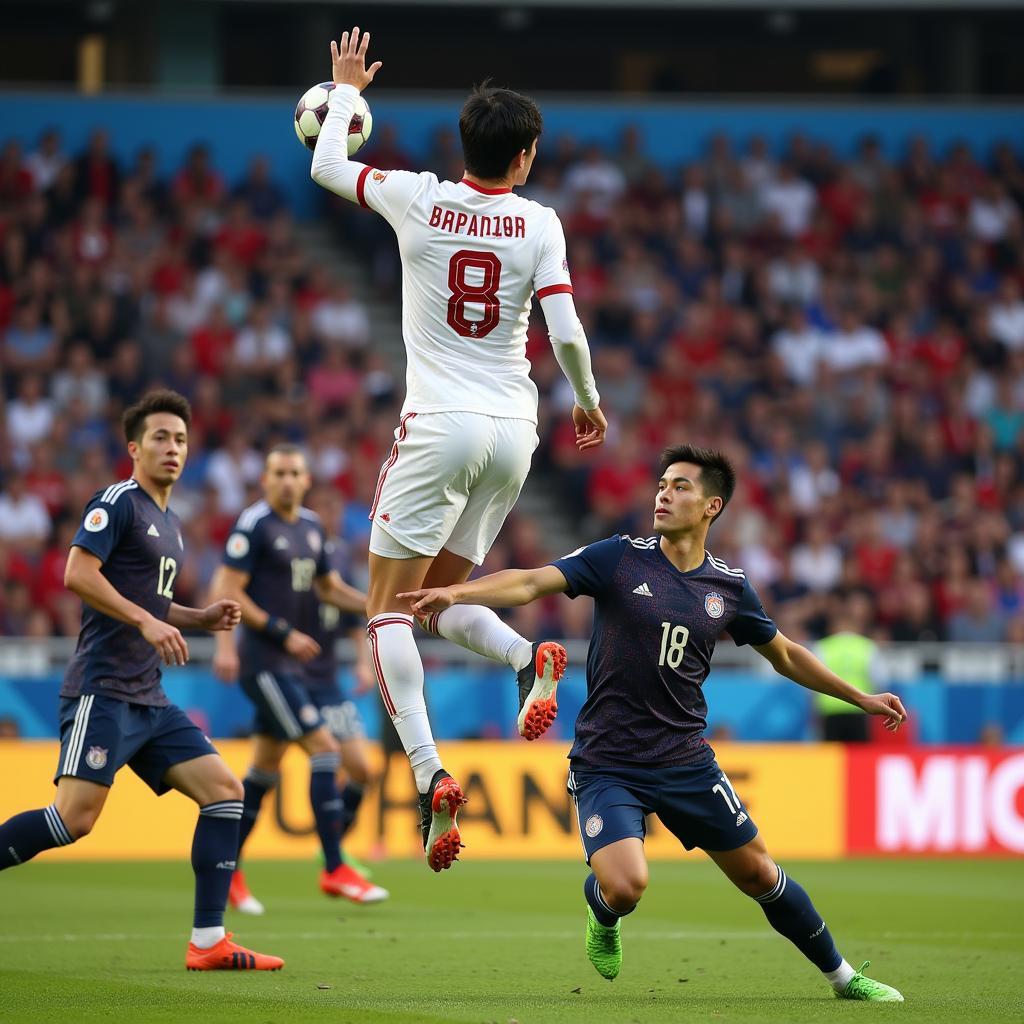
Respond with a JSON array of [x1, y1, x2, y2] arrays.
[[2, 121, 1024, 648]]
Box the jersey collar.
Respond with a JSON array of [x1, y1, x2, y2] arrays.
[[460, 178, 512, 195], [655, 544, 708, 578]]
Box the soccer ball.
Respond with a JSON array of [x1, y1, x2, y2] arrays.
[[294, 82, 373, 156]]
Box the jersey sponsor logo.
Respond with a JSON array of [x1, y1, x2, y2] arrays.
[[585, 814, 604, 838], [299, 704, 320, 726], [83, 507, 109, 532], [274, 536, 290, 550], [632, 582, 653, 597], [85, 746, 108, 770], [736, 811, 748, 827], [307, 530, 322, 554], [705, 592, 725, 619], [147, 523, 160, 538], [226, 532, 249, 559]]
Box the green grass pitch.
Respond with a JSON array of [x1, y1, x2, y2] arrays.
[[1, 858, 1021, 1023]]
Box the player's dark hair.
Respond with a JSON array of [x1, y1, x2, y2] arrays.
[[459, 81, 543, 180], [659, 444, 736, 521], [122, 389, 191, 443]]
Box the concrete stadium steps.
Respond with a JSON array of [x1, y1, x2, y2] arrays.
[[295, 220, 581, 559]]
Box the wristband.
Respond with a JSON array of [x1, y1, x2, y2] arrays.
[[264, 617, 292, 645]]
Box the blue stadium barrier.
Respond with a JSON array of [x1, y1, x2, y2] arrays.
[[0, 91, 1020, 218], [2, 666, 1023, 745]]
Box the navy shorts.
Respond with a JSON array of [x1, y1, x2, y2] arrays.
[[567, 758, 759, 863], [240, 670, 322, 740], [55, 694, 217, 795], [308, 680, 365, 742]]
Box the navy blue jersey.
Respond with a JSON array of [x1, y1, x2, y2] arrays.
[[299, 537, 360, 690], [551, 534, 777, 769], [61, 479, 186, 707], [223, 501, 330, 675]]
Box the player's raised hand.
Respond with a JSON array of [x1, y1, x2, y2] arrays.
[[284, 629, 322, 662], [860, 692, 909, 732], [199, 599, 243, 632], [573, 403, 608, 452], [331, 26, 382, 91], [140, 615, 190, 667], [396, 587, 457, 615]]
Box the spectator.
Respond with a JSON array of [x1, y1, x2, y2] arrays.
[[7, 374, 55, 462], [310, 279, 370, 348], [25, 128, 66, 193], [948, 579, 1007, 643], [232, 155, 285, 221], [0, 473, 51, 550], [758, 161, 816, 237]]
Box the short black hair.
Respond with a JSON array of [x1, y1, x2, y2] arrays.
[[123, 389, 191, 443], [659, 444, 736, 521], [459, 81, 543, 180]]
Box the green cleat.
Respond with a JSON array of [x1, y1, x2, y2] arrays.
[[837, 961, 904, 1002], [585, 907, 622, 980]]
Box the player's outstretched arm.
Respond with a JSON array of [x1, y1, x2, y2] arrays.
[[64, 546, 189, 666], [754, 630, 908, 731], [315, 570, 367, 616], [399, 565, 569, 614], [309, 27, 381, 201]]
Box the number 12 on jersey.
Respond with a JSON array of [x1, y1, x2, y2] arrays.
[[447, 250, 501, 339], [658, 621, 690, 668]]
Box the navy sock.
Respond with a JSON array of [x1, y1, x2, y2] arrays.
[[584, 872, 633, 927], [192, 800, 243, 928], [310, 753, 343, 872], [237, 767, 279, 863], [0, 806, 74, 869], [754, 865, 842, 972], [338, 782, 364, 840]]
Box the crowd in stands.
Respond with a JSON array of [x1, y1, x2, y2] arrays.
[[2, 120, 1024, 648]]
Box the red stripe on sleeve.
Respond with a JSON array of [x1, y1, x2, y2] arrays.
[[356, 165, 373, 209], [535, 284, 574, 300]]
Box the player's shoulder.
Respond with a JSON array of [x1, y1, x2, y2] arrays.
[[235, 499, 272, 534], [619, 533, 659, 551], [703, 551, 749, 585], [298, 506, 323, 527], [92, 478, 139, 507]]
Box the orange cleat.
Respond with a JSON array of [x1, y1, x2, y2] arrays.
[[419, 771, 466, 872], [516, 641, 567, 741], [228, 870, 265, 915], [185, 932, 284, 971], [320, 863, 389, 903]]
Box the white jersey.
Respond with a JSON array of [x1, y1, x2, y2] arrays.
[[354, 168, 573, 423]]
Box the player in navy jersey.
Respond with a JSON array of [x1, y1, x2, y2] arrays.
[[401, 444, 907, 1002], [209, 445, 385, 907], [0, 390, 283, 972]]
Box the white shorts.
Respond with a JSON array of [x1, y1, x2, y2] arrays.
[[368, 411, 539, 565]]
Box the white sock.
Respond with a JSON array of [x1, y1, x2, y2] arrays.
[[190, 926, 226, 949], [423, 605, 532, 671], [367, 613, 442, 792], [824, 959, 856, 992]]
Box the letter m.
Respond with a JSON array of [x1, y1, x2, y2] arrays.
[[877, 755, 957, 852]]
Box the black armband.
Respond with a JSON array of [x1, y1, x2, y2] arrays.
[[264, 617, 292, 645]]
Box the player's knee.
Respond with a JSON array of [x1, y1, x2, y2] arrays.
[[737, 857, 780, 897], [60, 804, 101, 839], [304, 728, 340, 756], [211, 775, 245, 803], [603, 870, 647, 909]]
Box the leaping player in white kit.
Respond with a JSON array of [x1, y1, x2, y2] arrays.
[[311, 27, 607, 871]]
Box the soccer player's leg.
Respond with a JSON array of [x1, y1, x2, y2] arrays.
[[569, 769, 650, 980], [136, 706, 283, 971], [683, 762, 903, 1002], [231, 732, 287, 915], [421, 419, 565, 740], [0, 694, 135, 869]]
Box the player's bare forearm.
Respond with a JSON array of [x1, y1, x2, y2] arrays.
[[400, 565, 568, 614], [315, 572, 366, 616], [167, 604, 205, 630], [209, 566, 269, 631], [65, 549, 150, 629], [754, 631, 908, 729], [760, 636, 868, 709]]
